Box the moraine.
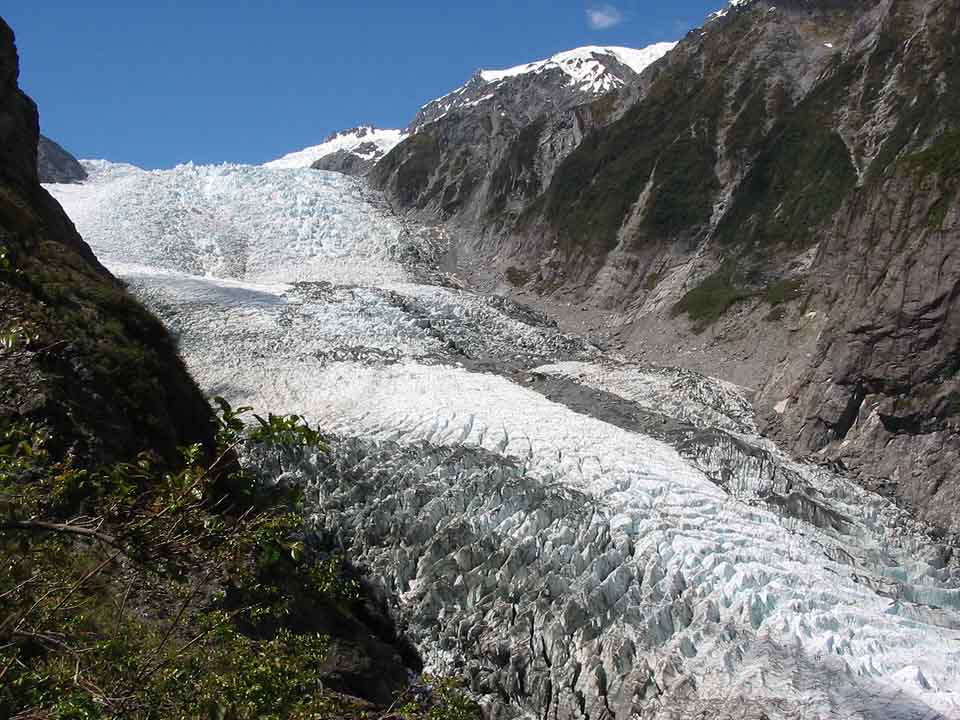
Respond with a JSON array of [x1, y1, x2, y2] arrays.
[[46, 161, 960, 720]]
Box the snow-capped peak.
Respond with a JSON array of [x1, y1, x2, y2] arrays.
[[707, 0, 754, 22], [264, 125, 406, 170], [478, 43, 676, 93], [409, 42, 677, 131]]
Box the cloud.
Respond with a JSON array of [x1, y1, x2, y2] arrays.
[[586, 4, 624, 30]]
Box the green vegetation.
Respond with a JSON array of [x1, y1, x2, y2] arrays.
[[1, 185, 213, 467], [395, 676, 480, 720], [865, 3, 960, 184], [672, 270, 805, 331], [904, 129, 960, 228], [0, 400, 479, 719], [762, 278, 804, 307], [529, 61, 723, 257], [505, 266, 531, 287], [589, 92, 618, 125], [0, 243, 20, 274], [671, 267, 752, 333]]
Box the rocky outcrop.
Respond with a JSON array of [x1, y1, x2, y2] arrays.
[[37, 134, 87, 183], [373, 0, 960, 533], [310, 141, 381, 175], [0, 16, 214, 465]]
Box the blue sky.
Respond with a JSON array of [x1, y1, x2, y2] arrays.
[[5, 1, 722, 168]]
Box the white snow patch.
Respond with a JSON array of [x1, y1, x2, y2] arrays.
[[478, 43, 676, 93], [264, 126, 406, 169]]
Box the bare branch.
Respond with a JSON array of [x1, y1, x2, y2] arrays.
[[1, 520, 121, 549]]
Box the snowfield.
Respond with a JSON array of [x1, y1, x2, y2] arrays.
[[45, 161, 960, 720], [264, 126, 406, 170], [478, 44, 677, 93]]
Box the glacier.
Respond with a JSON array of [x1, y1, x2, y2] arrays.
[[45, 161, 960, 720]]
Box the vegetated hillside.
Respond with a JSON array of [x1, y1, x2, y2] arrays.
[[374, 0, 960, 535], [0, 20, 213, 466], [1, 17, 471, 719]]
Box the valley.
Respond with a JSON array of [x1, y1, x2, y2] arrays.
[[44, 158, 960, 719]]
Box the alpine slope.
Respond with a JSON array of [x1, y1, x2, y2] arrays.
[[44, 155, 960, 719]]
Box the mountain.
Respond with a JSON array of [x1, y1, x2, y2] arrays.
[[371, 0, 960, 535], [370, 42, 676, 220], [37, 134, 87, 183], [24, 11, 960, 716], [264, 125, 406, 175], [264, 44, 673, 181], [410, 44, 676, 131]]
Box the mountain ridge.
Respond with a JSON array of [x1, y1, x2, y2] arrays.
[[369, 0, 960, 534]]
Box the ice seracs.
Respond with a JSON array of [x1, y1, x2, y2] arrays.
[[44, 158, 960, 720]]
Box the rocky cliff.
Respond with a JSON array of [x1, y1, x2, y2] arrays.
[[373, 0, 960, 533], [0, 17, 213, 465], [37, 134, 87, 183]]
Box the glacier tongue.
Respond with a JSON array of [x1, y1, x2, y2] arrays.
[[45, 162, 960, 719]]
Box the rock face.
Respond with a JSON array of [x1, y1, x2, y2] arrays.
[[0, 16, 214, 465], [369, 44, 673, 223], [37, 134, 87, 183], [373, 0, 960, 534]]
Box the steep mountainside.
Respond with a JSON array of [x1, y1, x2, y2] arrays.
[[37, 134, 86, 183], [369, 43, 674, 220], [373, 0, 960, 534], [0, 18, 213, 465], [409, 45, 676, 131]]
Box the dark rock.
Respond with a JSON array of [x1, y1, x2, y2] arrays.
[[37, 134, 87, 183], [0, 15, 215, 465], [311, 143, 378, 176]]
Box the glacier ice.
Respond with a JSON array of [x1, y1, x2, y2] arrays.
[[45, 162, 960, 719]]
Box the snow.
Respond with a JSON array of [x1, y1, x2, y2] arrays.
[[44, 161, 960, 719], [49, 160, 406, 286], [478, 43, 676, 93], [708, 0, 755, 21], [263, 125, 406, 169]]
